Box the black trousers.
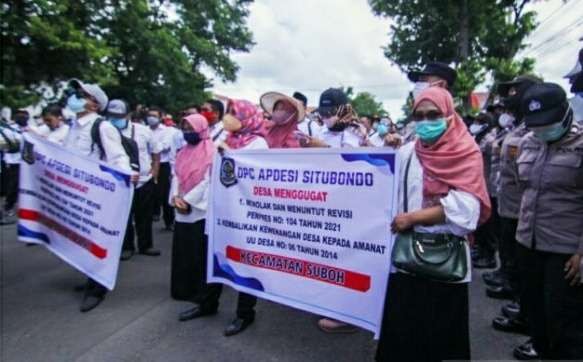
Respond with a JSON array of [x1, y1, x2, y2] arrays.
[[123, 179, 155, 252], [0, 157, 7, 197], [171, 220, 256, 320], [499, 217, 520, 294], [4, 163, 19, 211], [517, 244, 583, 360], [376, 272, 470, 362], [154, 162, 174, 228], [474, 197, 499, 257]]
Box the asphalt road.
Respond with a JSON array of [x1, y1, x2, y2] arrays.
[[1, 220, 526, 361]]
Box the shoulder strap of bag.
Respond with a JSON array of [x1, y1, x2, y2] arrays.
[[403, 150, 414, 213], [212, 126, 224, 141]]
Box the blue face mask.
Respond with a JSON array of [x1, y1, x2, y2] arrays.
[[110, 118, 128, 130], [67, 94, 87, 114], [415, 118, 448, 142], [183, 131, 202, 146], [146, 116, 160, 127], [377, 123, 389, 137]]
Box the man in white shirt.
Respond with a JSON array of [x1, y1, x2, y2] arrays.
[[33, 104, 70, 145], [147, 107, 177, 230], [63, 79, 132, 313], [200, 99, 228, 146], [311, 88, 363, 149], [106, 100, 161, 261], [294, 91, 325, 140], [1, 109, 29, 215]]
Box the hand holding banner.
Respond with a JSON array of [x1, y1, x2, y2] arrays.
[[208, 148, 399, 336], [18, 134, 133, 290]]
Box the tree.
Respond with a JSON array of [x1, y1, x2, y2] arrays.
[[369, 0, 539, 109], [350, 91, 388, 117], [1, 0, 254, 113]]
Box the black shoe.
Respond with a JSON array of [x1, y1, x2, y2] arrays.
[[178, 305, 217, 322], [139, 248, 161, 256], [73, 284, 86, 292], [486, 284, 514, 300], [501, 301, 521, 320], [492, 315, 529, 335], [120, 249, 134, 261], [80, 294, 105, 312], [482, 270, 505, 287], [224, 317, 254, 337], [513, 339, 539, 360], [473, 255, 497, 269]]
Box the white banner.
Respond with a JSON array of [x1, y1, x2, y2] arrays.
[[208, 148, 399, 336], [17, 134, 133, 290]]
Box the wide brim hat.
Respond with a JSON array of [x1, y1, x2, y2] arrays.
[[260, 91, 305, 123]]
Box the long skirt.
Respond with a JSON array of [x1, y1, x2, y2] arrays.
[[376, 272, 470, 362], [170, 220, 205, 301]]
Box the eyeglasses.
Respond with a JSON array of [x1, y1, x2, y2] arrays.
[[412, 110, 444, 121]]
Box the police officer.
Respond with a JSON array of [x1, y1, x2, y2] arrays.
[[564, 48, 583, 123], [515, 82, 583, 360], [489, 75, 542, 299], [472, 112, 499, 269], [488, 76, 543, 360]]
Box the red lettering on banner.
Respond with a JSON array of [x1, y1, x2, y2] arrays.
[[225, 245, 370, 292], [18, 209, 107, 259]]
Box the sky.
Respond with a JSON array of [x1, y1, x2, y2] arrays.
[[209, 0, 583, 119]]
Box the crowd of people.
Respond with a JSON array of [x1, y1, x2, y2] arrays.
[[1, 47, 582, 361]]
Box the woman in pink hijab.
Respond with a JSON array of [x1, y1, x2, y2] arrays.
[[223, 99, 269, 150], [376, 87, 490, 362], [169, 114, 219, 314], [259, 92, 305, 148]]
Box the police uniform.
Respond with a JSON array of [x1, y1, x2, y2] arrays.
[[515, 83, 583, 359], [473, 127, 499, 265]]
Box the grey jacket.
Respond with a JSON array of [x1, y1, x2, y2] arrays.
[[497, 124, 530, 219], [515, 122, 583, 255]]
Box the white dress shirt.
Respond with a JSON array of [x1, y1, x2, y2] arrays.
[[209, 121, 228, 146], [1, 123, 23, 164], [393, 142, 480, 282], [298, 117, 324, 138], [242, 137, 269, 150], [170, 170, 210, 223], [319, 127, 362, 148], [33, 123, 70, 146], [120, 123, 161, 188], [151, 124, 178, 163], [64, 112, 131, 172]]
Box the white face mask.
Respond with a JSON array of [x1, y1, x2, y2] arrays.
[[469, 123, 487, 135], [412, 82, 430, 99], [498, 113, 515, 128]]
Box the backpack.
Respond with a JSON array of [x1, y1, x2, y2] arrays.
[[91, 118, 140, 172]]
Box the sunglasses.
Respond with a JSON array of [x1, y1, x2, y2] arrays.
[[412, 110, 444, 121]]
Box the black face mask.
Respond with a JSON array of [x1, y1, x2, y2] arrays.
[[329, 123, 349, 132], [183, 131, 202, 146], [14, 115, 29, 126]]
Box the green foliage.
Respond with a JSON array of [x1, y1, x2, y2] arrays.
[[350, 91, 388, 117], [369, 0, 540, 112], [1, 0, 254, 113]]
